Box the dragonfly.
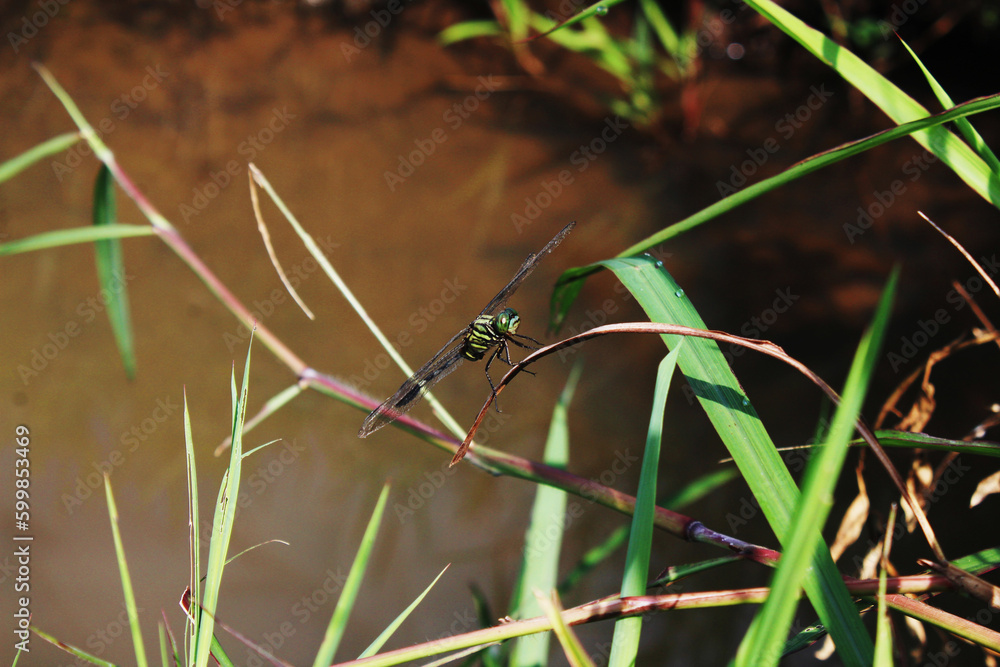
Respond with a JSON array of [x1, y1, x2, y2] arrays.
[[358, 221, 576, 438]]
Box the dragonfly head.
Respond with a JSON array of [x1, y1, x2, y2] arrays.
[[494, 307, 520, 335]]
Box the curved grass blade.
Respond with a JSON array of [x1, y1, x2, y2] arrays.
[[312, 482, 391, 667], [438, 20, 503, 45], [93, 163, 136, 379]]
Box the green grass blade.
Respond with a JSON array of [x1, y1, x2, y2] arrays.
[[92, 163, 136, 379], [359, 564, 450, 658], [777, 430, 1000, 458], [194, 342, 253, 667], [952, 546, 1000, 571], [534, 0, 628, 36], [247, 164, 465, 443], [897, 37, 1000, 174], [499, 0, 529, 43], [558, 524, 628, 594], [313, 482, 391, 667], [873, 505, 899, 667], [30, 626, 116, 666], [600, 255, 873, 665], [0, 131, 79, 184], [183, 389, 200, 666], [536, 590, 596, 667], [510, 363, 580, 666], [609, 347, 681, 667], [104, 477, 149, 666], [438, 20, 503, 45], [214, 383, 305, 455], [558, 467, 736, 594], [637, 0, 682, 62], [744, 0, 999, 206], [0, 224, 155, 257], [648, 555, 743, 588], [734, 269, 897, 667]]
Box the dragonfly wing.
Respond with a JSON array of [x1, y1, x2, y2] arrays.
[[478, 221, 576, 318], [358, 337, 468, 437]]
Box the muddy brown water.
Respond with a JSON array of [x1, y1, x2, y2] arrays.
[[2, 3, 999, 665]]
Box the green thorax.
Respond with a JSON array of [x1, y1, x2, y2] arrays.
[[462, 307, 520, 361]]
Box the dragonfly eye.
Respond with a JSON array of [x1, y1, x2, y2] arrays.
[[495, 308, 520, 335]]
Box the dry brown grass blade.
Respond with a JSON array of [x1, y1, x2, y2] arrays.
[[450, 321, 946, 561], [248, 165, 314, 320]]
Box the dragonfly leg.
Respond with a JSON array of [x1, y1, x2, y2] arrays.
[[484, 345, 504, 412], [508, 333, 541, 349]]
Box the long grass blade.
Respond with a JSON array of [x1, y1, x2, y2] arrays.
[[312, 482, 391, 666], [733, 269, 897, 666], [510, 363, 580, 666], [0, 131, 79, 184], [247, 163, 466, 443], [183, 389, 200, 666], [609, 347, 681, 666], [194, 340, 253, 666], [0, 224, 155, 257], [104, 476, 149, 666], [898, 38, 1000, 174], [30, 627, 116, 666], [358, 564, 450, 658]]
